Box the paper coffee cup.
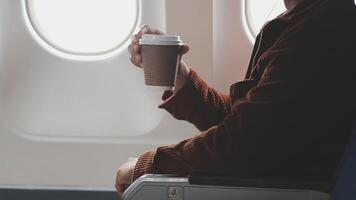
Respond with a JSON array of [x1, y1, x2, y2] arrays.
[[139, 34, 183, 90]]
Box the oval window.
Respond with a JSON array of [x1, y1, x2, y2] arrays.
[[26, 0, 139, 55], [244, 0, 286, 38]]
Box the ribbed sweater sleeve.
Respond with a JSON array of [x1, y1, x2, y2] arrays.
[[132, 151, 156, 181], [132, 69, 232, 180], [158, 69, 232, 131]]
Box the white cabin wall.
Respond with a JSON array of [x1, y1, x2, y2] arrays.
[[213, 0, 253, 93], [0, 0, 252, 189], [166, 0, 214, 85], [166, 0, 253, 92]]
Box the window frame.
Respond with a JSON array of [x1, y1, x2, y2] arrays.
[[241, 0, 256, 43], [242, 0, 286, 43]]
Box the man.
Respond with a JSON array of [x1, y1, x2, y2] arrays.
[[116, 0, 356, 196]]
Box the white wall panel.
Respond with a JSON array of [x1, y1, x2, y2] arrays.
[[3, 0, 165, 139], [213, 0, 253, 92], [0, 0, 194, 188], [0, 0, 252, 189]]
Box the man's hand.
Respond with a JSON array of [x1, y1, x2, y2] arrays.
[[115, 158, 138, 197], [128, 24, 191, 92], [128, 25, 165, 68]]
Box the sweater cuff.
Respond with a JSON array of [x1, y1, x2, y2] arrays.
[[132, 151, 156, 182], [158, 69, 210, 120]]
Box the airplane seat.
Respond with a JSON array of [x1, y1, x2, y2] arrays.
[[329, 120, 356, 200], [122, 121, 356, 200]]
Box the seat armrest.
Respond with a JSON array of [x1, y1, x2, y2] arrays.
[[122, 174, 330, 200], [188, 174, 332, 193]]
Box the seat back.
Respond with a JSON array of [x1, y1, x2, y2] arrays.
[[330, 121, 356, 200]]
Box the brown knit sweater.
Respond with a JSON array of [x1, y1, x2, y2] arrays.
[[133, 0, 356, 183]]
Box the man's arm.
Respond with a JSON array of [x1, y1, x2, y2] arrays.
[[159, 68, 232, 131], [134, 78, 316, 180], [128, 25, 232, 132]]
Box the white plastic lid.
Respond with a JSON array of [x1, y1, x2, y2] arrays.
[[139, 34, 183, 46]]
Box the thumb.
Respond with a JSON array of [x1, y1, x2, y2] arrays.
[[180, 44, 190, 55]]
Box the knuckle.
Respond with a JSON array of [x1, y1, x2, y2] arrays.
[[128, 45, 133, 53], [115, 182, 120, 190], [130, 57, 136, 64], [133, 45, 138, 52], [116, 169, 122, 176], [135, 54, 141, 61]]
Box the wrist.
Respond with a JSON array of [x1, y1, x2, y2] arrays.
[[175, 61, 190, 93]]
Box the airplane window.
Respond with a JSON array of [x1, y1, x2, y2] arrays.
[[26, 0, 139, 56], [244, 0, 286, 40]]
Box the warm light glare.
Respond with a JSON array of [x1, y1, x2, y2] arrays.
[[246, 0, 286, 37], [28, 0, 138, 54]]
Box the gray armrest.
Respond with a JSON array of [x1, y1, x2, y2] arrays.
[[188, 174, 332, 192], [122, 174, 330, 200]]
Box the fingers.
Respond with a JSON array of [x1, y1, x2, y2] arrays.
[[138, 24, 165, 36], [130, 54, 142, 66], [128, 33, 143, 67], [128, 24, 173, 68], [116, 183, 130, 197], [115, 170, 131, 197], [138, 25, 149, 37], [128, 24, 162, 68], [115, 159, 137, 198], [128, 43, 140, 56]]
